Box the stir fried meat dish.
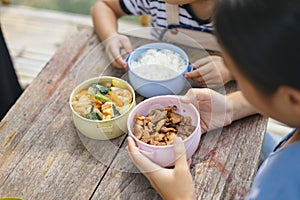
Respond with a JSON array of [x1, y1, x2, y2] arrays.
[[72, 80, 133, 121], [133, 105, 196, 146]]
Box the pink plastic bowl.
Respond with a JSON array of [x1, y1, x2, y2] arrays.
[[127, 95, 201, 167]]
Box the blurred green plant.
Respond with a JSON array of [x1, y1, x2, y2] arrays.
[[11, 0, 140, 23], [12, 0, 94, 14]]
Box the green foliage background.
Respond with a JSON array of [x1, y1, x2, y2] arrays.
[[12, 0, 139, 23]]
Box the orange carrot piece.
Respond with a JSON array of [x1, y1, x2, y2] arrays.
[[77, 89, 88, 99], [91, 97, 102, 105], [94, 103, 102, 109], [108, 91, 124, 107]]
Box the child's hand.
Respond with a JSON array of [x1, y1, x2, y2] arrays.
[[126, 137, 195, 200], [181, 88, 257, 133], [181, 88, 233, 133], [104, 34, 133, 68], [185, 56, 233, 88]]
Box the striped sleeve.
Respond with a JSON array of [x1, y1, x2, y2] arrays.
[[119, 0, 151, 15]]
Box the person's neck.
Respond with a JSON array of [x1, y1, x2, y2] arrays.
[[282, 129, 300, 148], [189, 0, 215, 21]]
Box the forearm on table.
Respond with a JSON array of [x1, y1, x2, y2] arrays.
[[91, 0, 124, 41], [227, 91, 258, 122]]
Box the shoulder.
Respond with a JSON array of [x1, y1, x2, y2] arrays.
[[247, 142, 300, 200]]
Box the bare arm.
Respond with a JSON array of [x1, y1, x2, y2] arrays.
[[182, 89, 258, 132], [227, 91, 258, 122], [91, 0, 132, 68], [91, 0, 126, 41]]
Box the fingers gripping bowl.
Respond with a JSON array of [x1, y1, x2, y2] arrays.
[[127, 95, 201, 167], [126, 43, 193, 98], [70, 76, 136, 140]]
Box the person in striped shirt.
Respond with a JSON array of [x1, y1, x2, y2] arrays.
[[91, 0, 233, 88]]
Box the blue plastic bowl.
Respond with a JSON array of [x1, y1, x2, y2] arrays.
[[127, 43, 192, 98]]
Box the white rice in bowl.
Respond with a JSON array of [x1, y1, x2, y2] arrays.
[[131, 49, 186, 80]]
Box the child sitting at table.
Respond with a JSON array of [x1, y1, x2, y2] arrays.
[[126, 0, 300, 199], [91, 0, 233, 88]]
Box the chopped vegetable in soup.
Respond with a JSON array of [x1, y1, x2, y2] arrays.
[[72, 81, 132, 120]]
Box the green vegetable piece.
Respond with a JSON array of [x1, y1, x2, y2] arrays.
[[112, 104, 121, 117], [86, 112, 102, 120], [95, 94, 111, 102], [92, 83, 110, 94], [112, 79, 126, 88]]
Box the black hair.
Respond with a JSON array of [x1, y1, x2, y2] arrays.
[[214, 0, 300, 94]]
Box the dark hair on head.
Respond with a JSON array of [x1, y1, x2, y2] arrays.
[[214, 0, 300, 94]]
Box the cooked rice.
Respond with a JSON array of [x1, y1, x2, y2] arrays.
[[131, 49, 186, 78]]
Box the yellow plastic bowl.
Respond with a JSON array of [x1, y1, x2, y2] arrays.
[[69, 76, 136, 140]]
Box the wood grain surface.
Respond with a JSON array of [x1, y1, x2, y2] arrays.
[[0, 26, 267, 200]]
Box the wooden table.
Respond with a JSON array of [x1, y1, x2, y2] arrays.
[[0, 26, 267, 200]]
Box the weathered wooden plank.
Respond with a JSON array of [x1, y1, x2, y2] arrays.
[[192, 115, 267, 200], [0, 27, 109, 199], [0, 5, 92, 89], [0, 26, 93, 147], [0, 5, 93, 26], [8, 46, 53, 61], [13, 57, 46, 73], [90, 116, 266, 200], [0, 26, 152, 199], [90, 79, 266, 200], [0, 105, 106, 199], [0, 5, 151, 88], [0, 24, 267, 200], [13, 57, 46, 85], [91, 169, 161, 200]]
